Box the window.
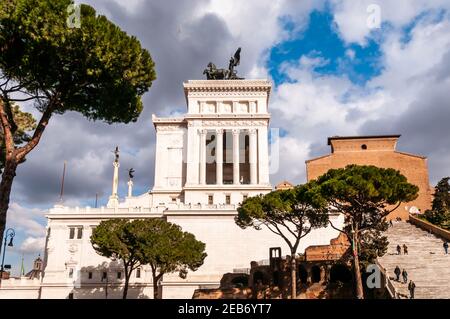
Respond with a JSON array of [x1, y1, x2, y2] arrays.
[[69, 268, 74, 278], [69, 228, 75, 239], [68, 293, 74, 299], [136, 268, 141, 278], [102, 272, 107, 280], [77, 227, 83, 239], [69, 227, 83, 239], [88, 272, 92, 279], [226, 195, 231, 205], [208, 195, 214, 205], [171, 197, 177, 202], [117, 272, 122, 279], [361, 144, 368, 150]]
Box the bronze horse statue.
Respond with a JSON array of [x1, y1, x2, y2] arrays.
[[203, 62, 229, 80], [203, 48, 243, 80]]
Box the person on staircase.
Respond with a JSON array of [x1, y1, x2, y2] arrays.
[[394, 266, 401, 281], [443, 241, 448, 254], [396, 245, 401, 255], [402, 269, 408, 284], [403, 244, 408, 255], [408, 280, 416, 299]]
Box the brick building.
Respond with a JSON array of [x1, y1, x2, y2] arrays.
[[306, 135, 432, 220]]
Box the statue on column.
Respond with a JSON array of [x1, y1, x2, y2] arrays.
[[128, 168, 135, 179], [113, 146, 119, 163], [107, 146, 120, 207], [127, 168, 135, 198]]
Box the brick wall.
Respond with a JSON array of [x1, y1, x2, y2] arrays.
[[306, 136, 432, 220]]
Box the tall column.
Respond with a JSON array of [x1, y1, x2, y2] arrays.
[[216, 129, 223, 185], [186, 121, 200, 186], [258, 126, 270, 185], [249, 129, 258, 184], [127, 179, 133, 197], [107, 149, 120, 208], [199, 129, 207, 185], [232, 129, 240, 185]]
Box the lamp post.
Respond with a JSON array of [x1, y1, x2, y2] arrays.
[[0, 228, 15, 283]]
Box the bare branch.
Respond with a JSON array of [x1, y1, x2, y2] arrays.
[[385, 202, 402, 214], [16, 96, 58, 160], [272, 223, 293, 250], [329, 219, 347, 236], [9, 95, 46, 102]]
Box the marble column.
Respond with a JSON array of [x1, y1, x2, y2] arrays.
[[216, 129, 223, 185], [199, 129, 207, 185], [232, 129, 240, 185], [107, 160, 120, 207], [258, 126, 270, 184], [249, 129, 258, 184], [127, 180, 133, 197]]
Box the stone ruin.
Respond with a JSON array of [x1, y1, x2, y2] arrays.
[[193, 233, 357, 299]]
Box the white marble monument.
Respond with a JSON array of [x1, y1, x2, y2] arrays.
[[28, 79, 343, 299]]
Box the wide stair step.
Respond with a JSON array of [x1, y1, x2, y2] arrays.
[[378, 221, 450, 299]]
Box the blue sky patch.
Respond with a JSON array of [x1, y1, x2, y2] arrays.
[[268, 8, 383, 86]]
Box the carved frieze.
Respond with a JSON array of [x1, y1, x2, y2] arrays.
[[156, 124, 186, 132], [198, 120, 268, 127]]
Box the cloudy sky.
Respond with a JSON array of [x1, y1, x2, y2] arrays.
[[4, 0, 450, 273]]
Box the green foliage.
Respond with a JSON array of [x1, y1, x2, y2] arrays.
[[316, 165, 419, 212], [236, 183, 329, 298], [236, 183, 329, 252], [0, 0, 156, 247], [141, 219, 207, 280], [317, 166, 416, 265], [0, 104, 36, 172], [420, 177, 450, 230], [91, 219, 146, 267], [91, 218, 152, 298], [0, 0, 156, 123], [91, 218, 206, 298], [314, 165, 419, 298]]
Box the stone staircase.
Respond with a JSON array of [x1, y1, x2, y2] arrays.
[[378, 221, 450, 299]]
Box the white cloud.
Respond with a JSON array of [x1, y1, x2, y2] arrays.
[[331, 0, 450, 45], [6, 202, 46, 237], [269, 7, 450, 185], [19, 237, 45, 254], [345, 49, 356, 60], [269, 58, 385, 183]]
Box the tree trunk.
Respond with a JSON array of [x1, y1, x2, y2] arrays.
[[0, 159, 17, 245], [352, 233, 364, 299], [290, 253, 297, 299], [152, 273, 159, 299], [123, 273, 130, 299], [0, 97, 54, 245], [122, 263, 133, 299]]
